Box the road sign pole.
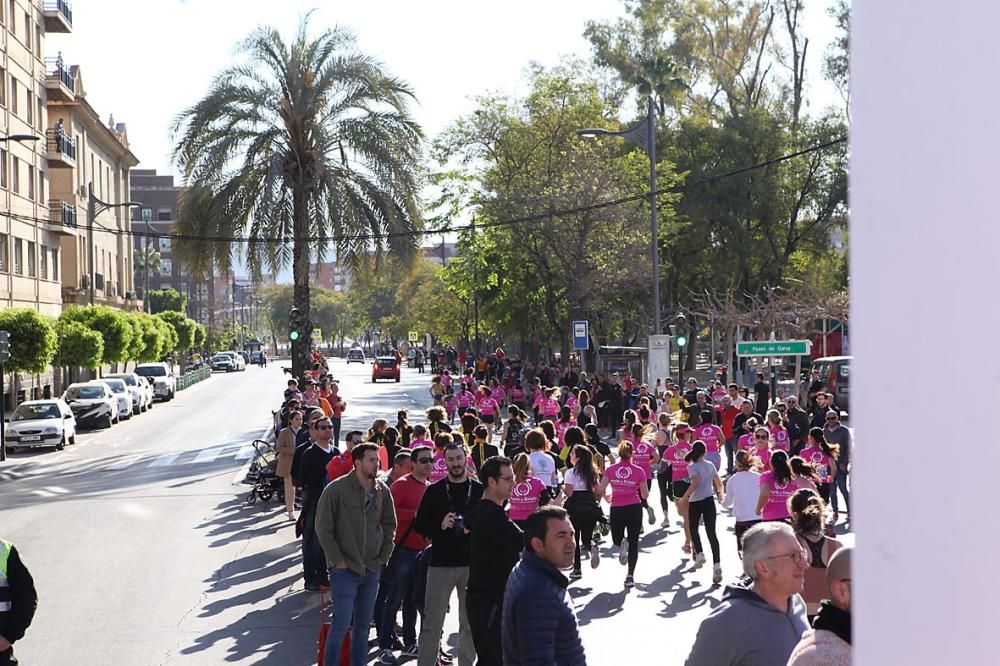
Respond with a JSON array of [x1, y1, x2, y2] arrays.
[[1, 362, 6, 462]]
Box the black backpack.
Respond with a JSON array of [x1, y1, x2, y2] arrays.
[[411, 545, 433, 614]]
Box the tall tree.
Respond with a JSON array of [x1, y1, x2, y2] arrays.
[[172, 15, 424, 376]]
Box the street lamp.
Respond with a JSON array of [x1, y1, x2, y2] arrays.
[[87, 182, 141, 305], [0, 134, 40, 143], [577, 95, 661, 334]]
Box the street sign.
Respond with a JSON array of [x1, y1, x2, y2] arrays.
[[314, 328, 323, 342], [572, 321, 589, 350], [408, 331, 419, 343], [736, 340, 811, 357]]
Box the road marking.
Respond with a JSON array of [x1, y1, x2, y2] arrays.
[[105, 455, 144, 470], [192, 447, 226, 463], [32, 489, 56, 497], [234, 445, 255, 460], [42, 486, 70, 494], [149, 453, 182, 467]]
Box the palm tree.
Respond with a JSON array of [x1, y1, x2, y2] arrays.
[[172, 15, 423, 376], [133, 244, 161, 275]]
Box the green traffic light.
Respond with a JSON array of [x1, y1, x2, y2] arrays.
[[677, 335, 688, 348], [289, 331, 300, 341]]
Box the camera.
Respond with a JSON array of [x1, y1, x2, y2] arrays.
[[453, 513, 465, 531]]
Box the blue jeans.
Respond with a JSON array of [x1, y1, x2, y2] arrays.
[[830, 469, 851, 513], [325, 567, 381, 666], [377, 546, 419, 648]]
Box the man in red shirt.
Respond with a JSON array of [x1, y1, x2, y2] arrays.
[[375, 444, 432, 663], [718, 395, 740, 476]]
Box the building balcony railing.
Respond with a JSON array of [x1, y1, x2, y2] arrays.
[[43, 0, 73, 33], [46, 128, 76, 168], [44, 58, 75, 101], [47, 199, 77, 234]]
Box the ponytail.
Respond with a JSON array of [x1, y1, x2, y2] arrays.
[[790, 456, 820, 483], [809, 426, 840, 460], [789, 488, 827, 533], [770, 450, 792, 484]]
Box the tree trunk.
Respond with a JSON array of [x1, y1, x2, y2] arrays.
[[290, 188, 311, 379]]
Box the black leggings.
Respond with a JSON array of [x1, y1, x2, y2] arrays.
[[734, 520, 761, 557], [610, 504, 642, 575], [566, 491, 600, 571], [688, 497, 721, 564], [656, 472, 671, 515]]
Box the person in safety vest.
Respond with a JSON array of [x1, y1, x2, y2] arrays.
[[0, 538, 37, 666]]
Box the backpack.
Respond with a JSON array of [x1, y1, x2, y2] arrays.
[[411, 545, 433, 614]]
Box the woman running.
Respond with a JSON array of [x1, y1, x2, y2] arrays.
[[790, 456, 820, 492], [426, 406, 451, 440], [395, 410, 412, 449], [456, 383, 476, 418], [501, 406, 526, 457], [629, 423, 660, 525], [654, 412, 673, 528], [693, 410, 725, 471], [665, 424, 695, 552], [564, 444, 603, 579], [790, 488, 844, 614], [767, 409, 791, 451], [598, 440, 649, 588], [555, 406, 577, 451], [540, 387, 561, 423], [755, 449, 799, 522], [722, 449, 762, 557], [752, 426, 773, 469], [577, 390, 597, 429], [738, 417, 758, 452], [430, 376, 445, 406], [618, 409, 638, 442], [800, 427, 840, 503], [510, 381, 527, 411], [525, 428, 559, 492], [476, 387, 500, 441], [509, 452, 552, 529], [677, 440, 724, 584]]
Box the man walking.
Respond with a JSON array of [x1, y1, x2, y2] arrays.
[[413, 442, 484, 666], [0, 539, 37, 666], [501, 506, 585, 666], [823, 411, 852, 518], [299, 416, 338, 591], [316, 443, 397, 666], [466, 456, 523, 666]]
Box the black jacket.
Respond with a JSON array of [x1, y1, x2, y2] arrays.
[[414, 477, 484, 567], [469, 442, 500, 472], [300, 442, 337, 505], [467, 500, 523, 596], [0, 543, 37, 649]]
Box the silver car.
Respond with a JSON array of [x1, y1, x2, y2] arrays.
[[106, 372, 153, 413], [97, 379, 133, 420], [4, 399, 77, 451]]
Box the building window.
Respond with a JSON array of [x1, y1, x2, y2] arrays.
[[7, 2, 13, 34], [37, 169, 43, 202], [160, 258, 172, 275], [157, 209, 172, 221], [35, 26, 41, 58], [50, 247, 58, 281], [22, 11, 28, 50], [159, 237, 172, 252], [10, 156, 19, 194], [39, 244, 47, 280], [27, 164, 33, 199], [13, 237, 22, 275], [1, 149, 7, 189], [0, 67, 5, 107], [36, 97, 42, 130], [0, 233, 7, 272], [26, 241, 35, 277], [25, 90, 32, 124], [8, 75, 16, 115]]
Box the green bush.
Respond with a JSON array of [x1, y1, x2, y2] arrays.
[[54, 320, 104, 369], [0, 308, 58, 374], [60, 305, 133, 365]]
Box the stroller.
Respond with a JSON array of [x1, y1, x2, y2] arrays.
[[242, 439, 284, 505]]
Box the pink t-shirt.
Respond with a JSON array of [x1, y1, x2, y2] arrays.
[[664, 442, 693, 481], [738, 433, 755, 451], [410, 437, 433, 450], [801, 446, 833, 482], [532, 390, 544, 408], [694, 423, 724, 454], [769, 425, 790, 451], [755, 446, 773, 470], [457, 391, 475, 408], [566, 396, 579, 411], [541, 398, 560, 418], [491, 387, 506, 404], [759, 470, 798, 521], [711, 389, 727, 404], [441, 374, 452, 389], [632, 438, 657, 481], [478, 397, 498, 416], [511, 387, 526, 402], [429, 452, 450, 484], [606, 461, 644, 507], [555, 419, 576, 447], [509, 476, 547, 520]]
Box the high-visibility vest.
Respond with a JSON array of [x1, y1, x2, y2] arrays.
[[0, 539, 12, 612]]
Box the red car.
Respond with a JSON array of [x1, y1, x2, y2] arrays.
[[372, 357, 401, 382]]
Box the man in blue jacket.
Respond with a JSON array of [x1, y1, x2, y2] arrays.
[[501, 506, 586, 666]]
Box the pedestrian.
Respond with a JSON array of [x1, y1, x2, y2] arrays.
[[563, 445, 603, 579], [755, 450, 799, 523], [677, 440, 725, 584], [299, 416, 339, 591], [524, 428, 559, 492], [396, 409, 412, 450], [376, 444, 432, 664], [822, 411, 852, 521], [785, 396, 810, 455], [766, 409, 790, 452], [500, 406, 527, 458], [790, 488, 845, 615], [722, 450, 763, 557], [597, 440, 649, 588], [276, 410, 302, 521], [665, 423, 695, 554], [509, 452, 552, 529], [693, 410, 725, 471], [0, 538, 37, 666], [413, 441, 484, 666], [501, 506, 586, 666], [790, 456, 821, 492], [788, 546, 853, 666], [684, 522, 809, 666], [753, 373, 770, 416], [718, 395, 740, 475], [653, 412, 673, 528], [466, 456, 523, 666], [469, 425, 500, 471], [315, 443, 397, 666], [800, 427, 840, 504]]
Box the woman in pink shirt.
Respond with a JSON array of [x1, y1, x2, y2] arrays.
[[738, 417, 759, 451], [800, 426, 840, 504], [597, 440, 649, 588], [751, 426, 773, 470], [664, 423, 695, 554], [509, 452, 552, 528], [541, 388, 561, 422], [476, 387, 499, 441], [755, 450, 799, 521], [693, 410, 725, 471], [628, 422, 660, 526], [766, 409, 791, 451]]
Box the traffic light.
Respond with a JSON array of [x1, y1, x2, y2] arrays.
[[676, 332, 688, 348], [288, 307, 301, 342], [673, 313, 689, 348], [0, 330, 9, 364]]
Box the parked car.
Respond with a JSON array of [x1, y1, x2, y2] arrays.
[[105, 372, 153, 413], [218, 351, 246, 372], [135, 362, 176, 402], [4, 399, 77, 451], [372, 356, 401, 382], [811, 355, 851, 413], [347, 348, 366, 364], [98, 379, 134, 420], [211, 354, 236, 372], [63, 382, 119, 429]]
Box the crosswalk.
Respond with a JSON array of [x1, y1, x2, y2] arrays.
[[0, 442, 263, 482]]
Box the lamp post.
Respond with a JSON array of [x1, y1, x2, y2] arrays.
[[87, 182, 140, 305], [577, 96, 660, 334]]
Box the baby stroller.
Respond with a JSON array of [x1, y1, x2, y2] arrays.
[[243, 439, 284, 505]]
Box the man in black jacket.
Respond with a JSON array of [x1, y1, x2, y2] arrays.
[[298, 418, 340, 592], [414, 441, 484, 666], [466, 456, 522, 666], [0, 539, 37, 666]]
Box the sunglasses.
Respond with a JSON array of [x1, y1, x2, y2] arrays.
[[826, 416, 838, 421], [755, 434, 768, 439]]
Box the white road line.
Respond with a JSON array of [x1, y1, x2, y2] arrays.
[[149, 453, 182, 467], [32, 489, 56, 497], [234, 445, 255, 460], [192, 447, 226, 464], [42, 486, 70, 494], [105, 455, 144, 470]]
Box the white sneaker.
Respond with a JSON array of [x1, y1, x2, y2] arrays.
[[590, 543, 601, 569], [645, 504, 656, 525], [618, 539, 629, 565], [693, 552, 706, 569], [660, 516, 671, 528], [712, 564, 722, 584]]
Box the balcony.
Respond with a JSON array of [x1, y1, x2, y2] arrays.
[[44, 58, 75, 101], [43, 0, 73, 33], [45, 199, 77, 235], [46, 128, 76, 168]]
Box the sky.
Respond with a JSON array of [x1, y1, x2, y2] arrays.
[[54, 0, 842, 179]]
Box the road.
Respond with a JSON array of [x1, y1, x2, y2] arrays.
[[2, 360, 853, 665]]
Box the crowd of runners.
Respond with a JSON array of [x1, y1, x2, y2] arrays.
[[272, 348, 854, 666]]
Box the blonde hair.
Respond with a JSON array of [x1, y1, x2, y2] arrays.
[[512, 452, 531, 481]]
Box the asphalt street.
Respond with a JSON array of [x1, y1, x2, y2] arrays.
[[2, 360, 854, 665]]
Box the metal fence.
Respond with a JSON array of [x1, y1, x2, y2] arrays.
[[177, 366, 211, 391]]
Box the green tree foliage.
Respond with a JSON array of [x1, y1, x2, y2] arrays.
[[54, 320, 104, 369], [172, 15, 424, 376], [147, 288, 187, 314], [123, 313, 147, 362], [156, 311, 196, 352], [192, 323, 207, 350], [60, 306, 133, 365], [135, 315, 167, 363], [0, 308, 58, 374]]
